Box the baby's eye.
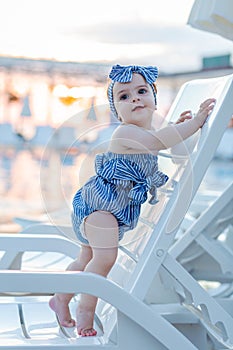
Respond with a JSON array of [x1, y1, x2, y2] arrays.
[[138, 88, 147, 94], [119, 94, 129, 101]]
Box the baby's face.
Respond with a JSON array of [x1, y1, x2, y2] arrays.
[[113, 73, 156, 126]]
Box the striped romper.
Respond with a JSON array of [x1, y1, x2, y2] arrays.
[[72, 152, 168, 244]]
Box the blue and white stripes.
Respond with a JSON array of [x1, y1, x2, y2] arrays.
[[72, 152, 168, 244], [107, 64, 159, 119], [109, 64, 158, 84]]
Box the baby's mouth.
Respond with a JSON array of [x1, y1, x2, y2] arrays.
[[132, 105, 144, 112]]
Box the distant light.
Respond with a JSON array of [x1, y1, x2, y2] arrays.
[[69, 87, 80, 98], [52, 85, 95, 99], [75, 86, 96, 98], [53, 84, 69, 97]]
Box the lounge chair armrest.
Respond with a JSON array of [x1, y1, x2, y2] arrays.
[[0, 233, 80, 259]]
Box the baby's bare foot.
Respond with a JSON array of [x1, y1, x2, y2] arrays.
[[76, 306, 97, 337], [49, 295, 75, 327]]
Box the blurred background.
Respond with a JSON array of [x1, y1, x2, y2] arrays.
[[0, 0, 232, 232]]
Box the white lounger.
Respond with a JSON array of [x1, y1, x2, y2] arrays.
[[0, 73, 232, 350], [170, 181, 233, 286]]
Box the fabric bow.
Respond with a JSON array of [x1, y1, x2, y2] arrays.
[[95, 155, 168, 205], [109, 64, 158, 84], [128, 172, 168, 204]]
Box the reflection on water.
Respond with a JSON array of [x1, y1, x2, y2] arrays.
[[0, 147, 43, 231], [0, 145, 95, 232], [0, 144, 232, 233], [0, 98, 118, 232]]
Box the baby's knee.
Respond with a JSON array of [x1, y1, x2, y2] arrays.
[[93, 248, 118, 271], [105, 248, 118, 266]]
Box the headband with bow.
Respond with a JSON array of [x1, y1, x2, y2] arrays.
[[107, 64, 158, 119]]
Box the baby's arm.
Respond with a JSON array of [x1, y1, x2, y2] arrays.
[[153, 98, 215, 150], [111, 98, 215, 153]]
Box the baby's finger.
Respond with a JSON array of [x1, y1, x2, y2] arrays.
[[200, 98, 216, 109], [207, 104, 215, 114], [180, 110, 192, 116]]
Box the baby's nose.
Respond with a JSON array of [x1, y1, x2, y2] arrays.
[[131, 95, 140, 102]]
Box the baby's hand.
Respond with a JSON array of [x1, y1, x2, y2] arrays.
[[195, 98, 216, 127], [175, 110, 193, 124]]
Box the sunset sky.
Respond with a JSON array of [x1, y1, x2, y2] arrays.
[[0, 0, 232, 72]]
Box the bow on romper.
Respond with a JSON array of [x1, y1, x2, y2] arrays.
[[72, 152, 168, 244]]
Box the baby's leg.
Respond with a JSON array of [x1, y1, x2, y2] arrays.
[[49, 245, 92, 327], [76, 211, 118, 336]]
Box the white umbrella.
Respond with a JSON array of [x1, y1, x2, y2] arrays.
[[188, 0, 233, 41]]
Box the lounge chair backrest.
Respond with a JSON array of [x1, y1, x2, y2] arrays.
[[117, 74, 233, 268]]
